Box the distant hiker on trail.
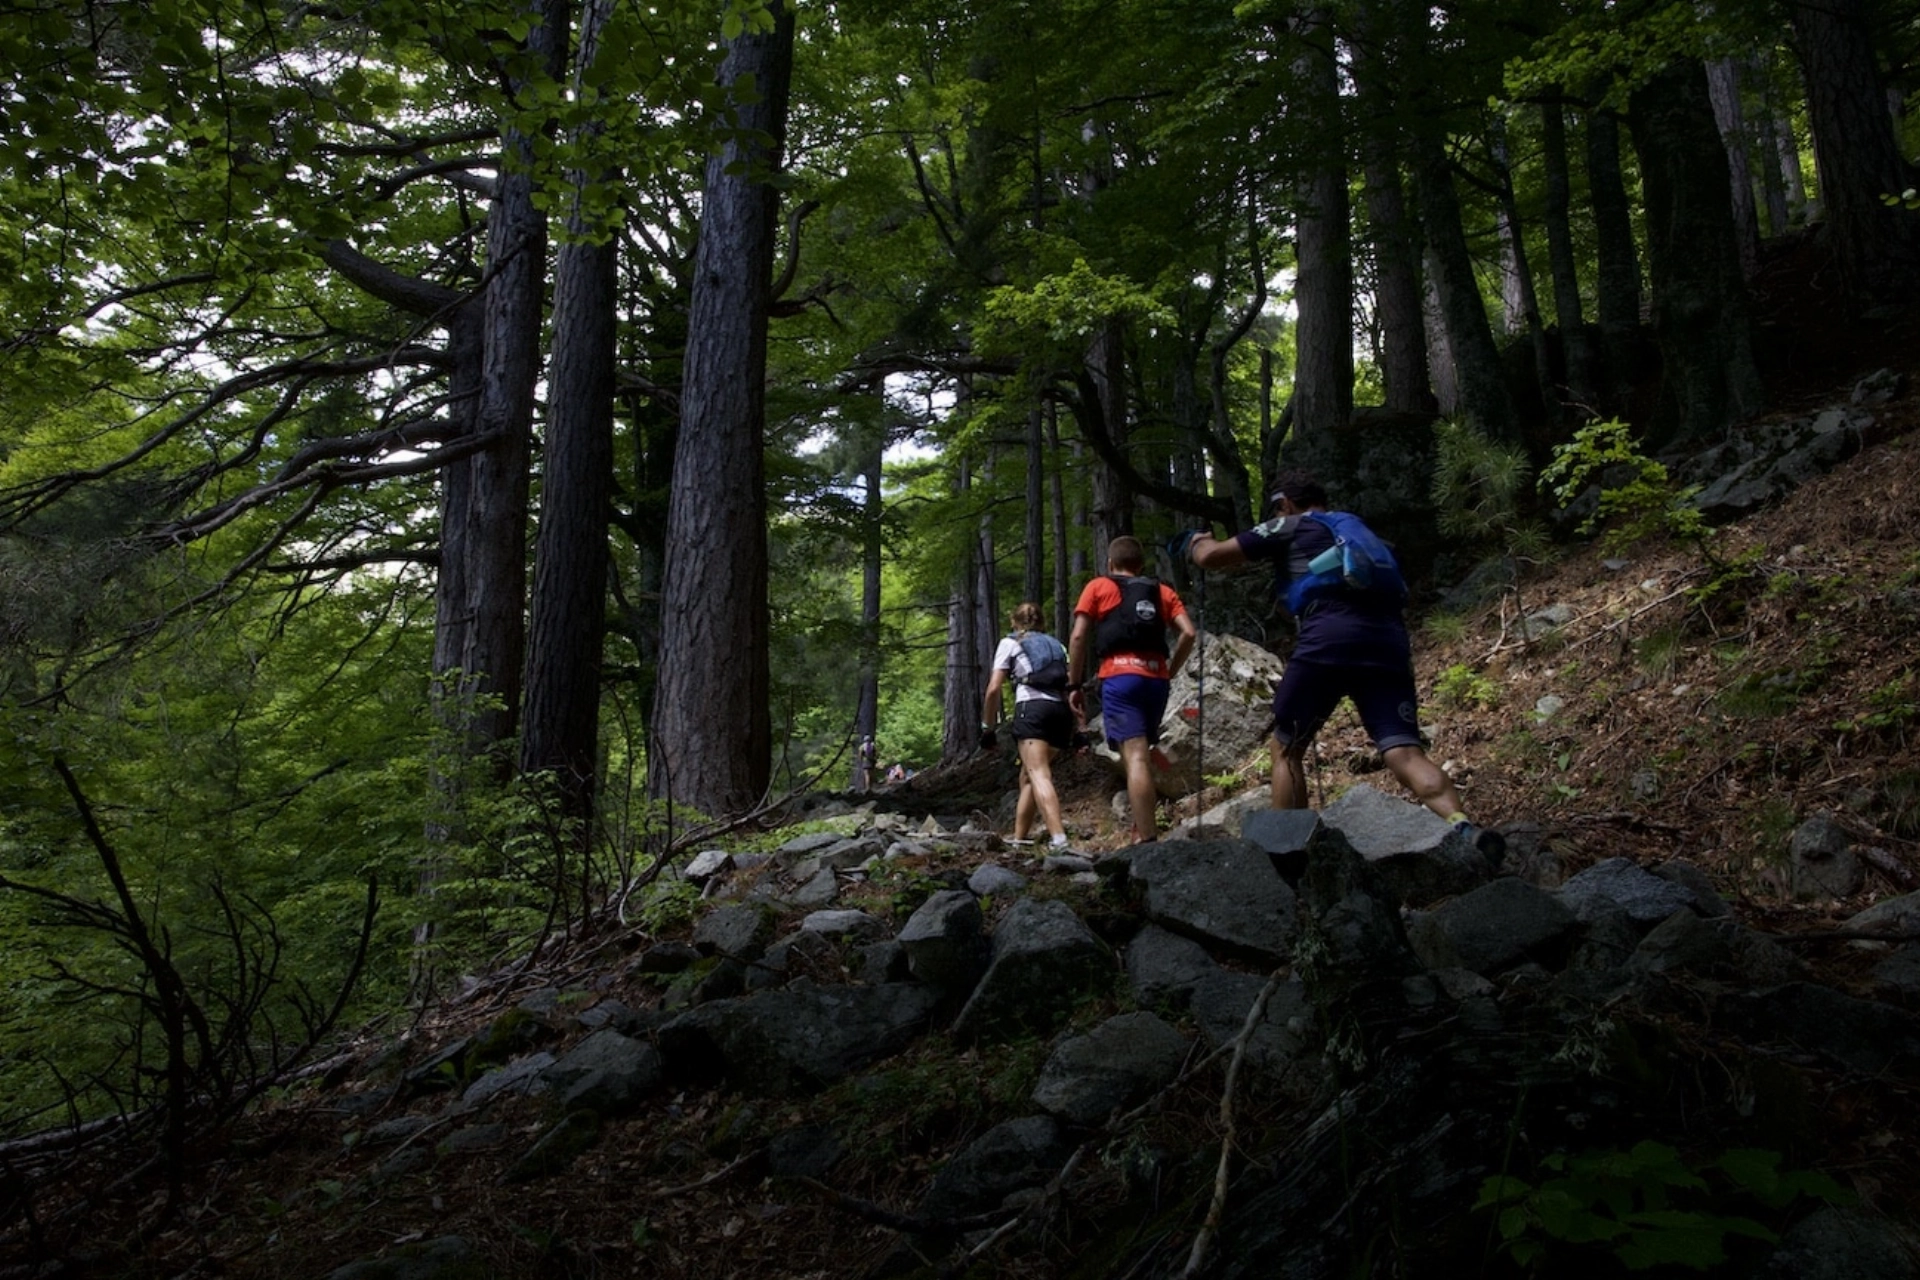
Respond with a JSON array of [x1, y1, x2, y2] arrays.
[[1179, 469, 1504, 862], [982, 602, 1077, 850], [1068, 536, 1198, 845], [856, 735, 877, 794]]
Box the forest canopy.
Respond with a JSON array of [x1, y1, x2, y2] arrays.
[[2, 0, 1917, 1143]]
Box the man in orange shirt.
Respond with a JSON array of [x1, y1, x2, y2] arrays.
[[1067, 536, 1197, 844]]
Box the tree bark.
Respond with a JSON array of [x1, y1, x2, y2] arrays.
[[1046, 405, 1071, 640], [1289, 10, 1352, 446], [1539, 97, 1601, 417], [1086, 318, 1132, 566], [1706, 56, 1762, 278], [942, 454, 984, 763], [850, 430, 882, 790], [1412, 133, 1520, 443], [1628, 59, 1766, 448], [1361, 152, 1436, 416], [1489, 113, 1555, 429], [647, 0, 795, 816], [1750, 54, 1796, 235], [452, 0, 569, 775], [1787, 0, 1920, 305], [522, 0, 619, 832], [1585, 105, 1644, 419], [1024, 404, 1045, 606]]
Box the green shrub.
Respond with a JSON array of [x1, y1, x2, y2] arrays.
[[1477, 1141, 1852, 1273], [1539, 418, 1710, 554], [1434, 663, 1500, 709]]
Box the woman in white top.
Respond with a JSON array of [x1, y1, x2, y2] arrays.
[[981, 602, 1078, 849]]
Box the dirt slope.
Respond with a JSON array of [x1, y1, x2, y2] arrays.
[[10, 237, 1920, 1280]]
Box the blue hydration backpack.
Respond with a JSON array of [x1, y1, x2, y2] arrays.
[[1011, 632, 1070, 693], [1284, 512, 1408, 615]]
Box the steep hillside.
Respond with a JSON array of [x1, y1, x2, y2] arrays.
[[6, 247, 1920, 1279]]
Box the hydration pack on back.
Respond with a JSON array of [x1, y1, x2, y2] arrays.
[[1094, 576, 1170, 659], [1012, 632, 1070, 693], [1284, 512, 1408, 615]]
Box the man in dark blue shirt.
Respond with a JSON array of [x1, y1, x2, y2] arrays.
[[1183, 469, 1500, 859]]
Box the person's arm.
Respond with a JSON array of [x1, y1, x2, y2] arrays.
[[1166, 607, 1198, 679], [981, 668, 1007, 728], [1066, 614, 1092, 723], [1189, 531, 1249, 570]]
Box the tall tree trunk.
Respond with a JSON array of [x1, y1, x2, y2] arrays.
[[1361, 152, 1437, 415], [1750, 55, 1795, 236], [942, 455, 984, 763], [1087, 318, 1131, 566], [1412, 134, 1520, 443], [850, 431, 882, 790], [1788, 0, 1920, 304], [1585, 105, 1644, 419], [974, 445, 1000, 693], [1349, 0, 1436, 418], [1489, 113, 1555, 429], [1290, 11, 1353, 446], [648, 0, 795, 816], [1047, 405, 1071, 640], [1706, 56, 1762, 278], [522, 0, 618, 836], [1024, 403, 1045, 606], [1539, 97, 1601, 417], [1420, 250, 1459, 418], [1628, 59, 1766, 448], [458, 0, 568, 776]]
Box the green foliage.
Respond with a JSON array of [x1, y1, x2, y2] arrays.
[[1833, 672, 1918, 736], [1434, 663, 1500, 710], [1477, 1142, 1851, 1273], [975, 260, 1173, 362], [1421, 611, 1472, 646], [1539, 419, 1711, 555], [1431, 419, 1547, 561]]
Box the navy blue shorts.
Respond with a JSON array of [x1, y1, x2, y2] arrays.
[[1270, 658, 1424, 752], [1100, 674, 1169, 748], [1010, 696, 1076, 750]]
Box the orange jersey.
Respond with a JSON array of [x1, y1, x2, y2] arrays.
[[1074, 576, 1187, 679]]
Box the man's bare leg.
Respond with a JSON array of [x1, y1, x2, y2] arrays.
[[1271, 735, 1310, 809], [1383, 744, 1464, 819], [1118, 737, 1159, 842]]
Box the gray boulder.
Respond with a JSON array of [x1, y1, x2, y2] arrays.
[[1125, 924, 1222, 1012], [1848, 891, 1920, 940], [657, 982, 944, 1094], [692, 904, 777, 961], [897, 889, 991, 993], [1317, 785, 1491, 906], [1558, 857, 1703, 928], [1754, 1206, 1920, 1279], [1030, 1012, 1190, 1125], [950, 898, 1114, 1043], [1790, 813, 1865, 900], [918, 1115, 1072, 1223], [1126, 839, 1298, 964], [1188, 971, 1316, 1086], [539, 1029, 662, 1117], [1404, 877, 1578, 974]]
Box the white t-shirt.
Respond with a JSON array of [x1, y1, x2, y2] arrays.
[[992, 633, 1066, 704]]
